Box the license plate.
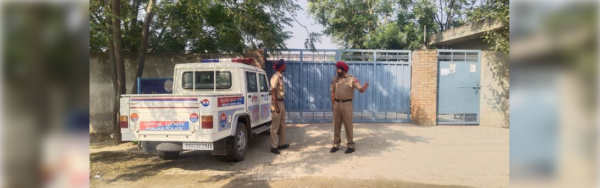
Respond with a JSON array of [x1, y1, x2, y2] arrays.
[[183, 143, 213, 150]]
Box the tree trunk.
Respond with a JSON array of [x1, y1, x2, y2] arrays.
[[104, 0, 119, 144], [150, 14, 172, 53], [130, 0, 142, 36], [445, 0, 456, 31], [112, 0, 126, 144], [130, 0, 154, 94], [439, 0, 445, 31]]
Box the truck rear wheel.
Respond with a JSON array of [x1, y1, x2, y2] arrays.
[[156, 142, 182, 160], [225, 122, 248, 162], [158, 151, 180, 160]]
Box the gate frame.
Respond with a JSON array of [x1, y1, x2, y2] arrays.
[[265, 49, 413, 123], [436, 49, 482, 125]]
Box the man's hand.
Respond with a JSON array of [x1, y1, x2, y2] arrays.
[[331, 92, 335, 112], [275, 106, 281, 113], [358, 81, 369, 93]]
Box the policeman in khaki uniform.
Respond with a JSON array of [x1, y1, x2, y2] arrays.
[[269, 59, 289, 154], [330, 61, 369, 154]]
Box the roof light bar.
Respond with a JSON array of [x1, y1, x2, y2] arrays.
[[200, 59, 219, 63], [232, 58, 254, 64], [200, 58, 254, 64]]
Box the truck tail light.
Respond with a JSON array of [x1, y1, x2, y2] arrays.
[[120, 116, 128, 128], [202, 115, 213, 129]]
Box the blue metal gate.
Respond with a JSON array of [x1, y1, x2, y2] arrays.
[[265, 49, 411, 123], [437, 50, 481, 124]]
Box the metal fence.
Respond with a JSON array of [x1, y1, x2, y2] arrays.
[[265, 49, 412, 123]]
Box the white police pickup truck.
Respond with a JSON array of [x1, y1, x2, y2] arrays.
[[119, 58, 272, 161]]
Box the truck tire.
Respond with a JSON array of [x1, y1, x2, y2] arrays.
[[225, 122, 248, 162], [156, 142, 182, 160], [158, 151, 180, 160]]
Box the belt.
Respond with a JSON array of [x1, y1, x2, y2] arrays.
[[277, 99, 284, 102], [334, 99, 352, 103]]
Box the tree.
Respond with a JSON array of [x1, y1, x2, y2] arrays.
[[130, 0, 154, 94], [90, 0, 124, 143], [91, 0, 123, 143], [112, 0, 127, 144], [308, 0, 393, 49], [90, 0, 315, 54], [433, 0, 471, 32], [365, 0, 440, 49]]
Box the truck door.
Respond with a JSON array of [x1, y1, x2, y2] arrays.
[[258, 73, 271, 125], [245, 71, 260, 125]]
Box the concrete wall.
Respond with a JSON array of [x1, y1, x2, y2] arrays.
[[446, 39, 490, 50], [480, 51, 509, 128], [410, 50, 438, 126], [90, 51, 266, 133], [429, 19, 504, 47]]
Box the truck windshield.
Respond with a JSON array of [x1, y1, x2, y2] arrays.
[[182, 71, 232, 89]]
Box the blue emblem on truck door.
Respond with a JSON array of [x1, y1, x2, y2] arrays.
[[216, 108, 244, 131], [218, 113, 227, 129]]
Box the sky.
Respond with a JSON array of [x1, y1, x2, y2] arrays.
[[282, 0, 338, 50]]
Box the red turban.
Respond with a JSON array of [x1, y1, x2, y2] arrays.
[[273, 59, 285, 71], [336, 61, 348, 72]]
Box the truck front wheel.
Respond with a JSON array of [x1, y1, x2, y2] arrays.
[[225, 122, 248, 162]]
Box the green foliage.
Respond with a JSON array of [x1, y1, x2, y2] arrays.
[[89, 0, 112, 52], [90, 0, 305, 54], [308, 0, 392, 49], [467, 0, 509, 55], [308, 0, 472, 50], [467, 0, 509, 24]]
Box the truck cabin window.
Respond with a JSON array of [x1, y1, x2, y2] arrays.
[[182, 71, 232, 89]]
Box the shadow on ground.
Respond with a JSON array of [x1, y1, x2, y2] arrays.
[[272, 123, 430, 175], [90, 123, 431, 185]]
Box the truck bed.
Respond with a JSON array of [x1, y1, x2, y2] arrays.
[[121, 93, 247, 143]]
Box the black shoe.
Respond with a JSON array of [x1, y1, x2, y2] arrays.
[[330, 147, 339, 153], [345, 148, 355, 154], [271, 148, 280, 154], [277, 144, 290, 150]]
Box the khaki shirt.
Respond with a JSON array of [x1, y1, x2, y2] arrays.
[[331, 74, 362, 100], [270, 72, 285, 99]]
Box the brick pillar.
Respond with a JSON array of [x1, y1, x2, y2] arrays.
[[410, 50, 438, 126]]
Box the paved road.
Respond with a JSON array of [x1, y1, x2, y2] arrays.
[[90, 123, 509, 187]]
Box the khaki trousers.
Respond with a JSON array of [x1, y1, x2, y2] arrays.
[[333, 101, 354, 148], [270, 102, 286, 149]]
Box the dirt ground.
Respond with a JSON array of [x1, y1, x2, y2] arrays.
[[90, 123, 508, 187], [89, 143, 469, 188]]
